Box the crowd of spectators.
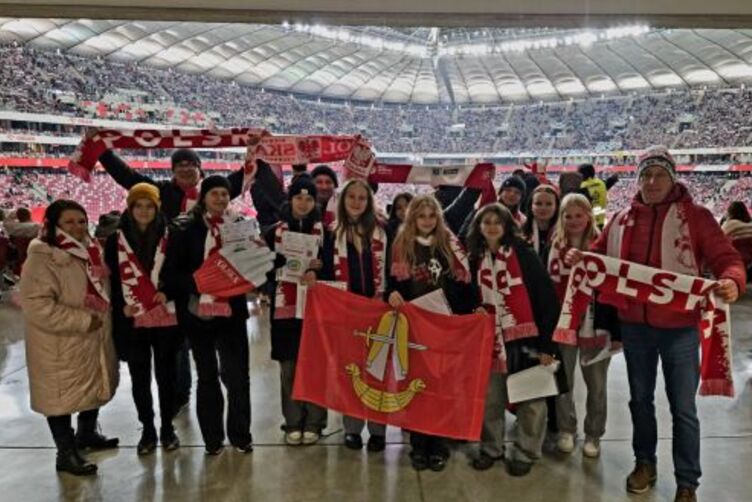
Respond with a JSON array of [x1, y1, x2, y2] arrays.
[[3, 45, 752, 155], [0, 166, 746, 224]]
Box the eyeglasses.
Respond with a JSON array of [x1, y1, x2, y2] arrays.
[[639, 171, 671, 182]]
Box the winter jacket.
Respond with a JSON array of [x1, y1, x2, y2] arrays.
[[581, 177, 608, 227], [104, 213, 180, 361], [20, 239, 119, 416], [161, 212, 250, 331], [388, 242, 475, 315], [99, 150, 246, 220], [249, 161, 288, 229], [264, 204, 323, 361], [592, 183, 746, 328]]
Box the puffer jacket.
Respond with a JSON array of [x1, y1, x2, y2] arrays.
[[20, 239, 119, 416], [592, 183, 746, 328]]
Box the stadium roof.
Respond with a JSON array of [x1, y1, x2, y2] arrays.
[[2, 18, 752, 104]]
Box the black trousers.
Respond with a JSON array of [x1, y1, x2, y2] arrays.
[[410, 432, 449, 458], [188, 317, 251, 448], [126, 329, 181, 431], [175, 336, 192, 406], [47, 408, 99, 442]]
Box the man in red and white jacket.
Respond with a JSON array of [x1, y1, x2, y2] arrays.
[[567, 146, 745, 502]]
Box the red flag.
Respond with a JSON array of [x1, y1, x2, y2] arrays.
[[293, 285, 495, 440]]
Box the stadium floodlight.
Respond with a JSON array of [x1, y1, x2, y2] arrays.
[[438, 24, 649, 57], [619, 76, 650, 89], [652, 73, 684, 87], [718, 63, 752, 79], [685, 69, 721, 83], [588, 79, 617, 92]]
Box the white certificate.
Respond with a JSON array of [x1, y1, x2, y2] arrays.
[[296, 281, 347, 319], [279, 232, 320, 282], [220, 219, 259, 244], [506, 361, 561, 404]]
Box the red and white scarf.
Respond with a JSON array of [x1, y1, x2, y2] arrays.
[[196, 213, 234, 317], [478, 247, 538, 373], [178, 181, 200, 214], [273, 221, 324, 319], [116, 229, 177, 328], [548, 239, 607, 348], [70, 128, 501, 196], [554, 252, 734, 397], [54, 228, 110, 312], [333, 225, 387, 298], [69, 128, 361, 182], [548, 240, 571, 302]]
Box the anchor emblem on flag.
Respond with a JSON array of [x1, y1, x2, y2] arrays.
[[346, 310, 427, 413]]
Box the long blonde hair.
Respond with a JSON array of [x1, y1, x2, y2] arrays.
[[392, 194, 455, 273], [551, 193, 599, 250]]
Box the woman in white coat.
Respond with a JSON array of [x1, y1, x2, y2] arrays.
[[20, 200, 119, 476]]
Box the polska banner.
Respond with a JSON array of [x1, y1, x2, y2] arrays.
[[293, 284, 495, 440], [554, 252, 734, 397], [67, 128, 365, 182], [67, 128, 497, 193]]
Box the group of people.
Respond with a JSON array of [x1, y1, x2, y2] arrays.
[[16, 139, 746, 502]]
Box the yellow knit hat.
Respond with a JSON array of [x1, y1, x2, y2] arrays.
[[126, 182, 161, 209]]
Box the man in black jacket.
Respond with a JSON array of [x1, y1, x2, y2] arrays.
[[98, 148, 247, 220]]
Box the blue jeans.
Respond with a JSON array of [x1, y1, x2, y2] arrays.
[[621, 323, 701, 489]]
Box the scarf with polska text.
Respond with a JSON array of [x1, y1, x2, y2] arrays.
[[273, 220, 324, 319], [333, 225, 387, 298], [116, 229, 177, 328], [478, 247, 538, 373], [554, 251, 734, 397], [68, 128, 364, 188], [54, 228, 110, 312], [548, 240, 608, 349], [69, 128, 498, 195]]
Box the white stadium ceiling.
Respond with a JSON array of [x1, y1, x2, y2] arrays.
[[2, 18, 752, 104]]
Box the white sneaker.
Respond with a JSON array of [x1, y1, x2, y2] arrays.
[[583, 437, 601, 458], [285, 430, 303, 446], [556, 432, 575, 454], [302, 431, 320, 445]]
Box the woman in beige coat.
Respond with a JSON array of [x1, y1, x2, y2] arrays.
[[20, 200, 119, 476]]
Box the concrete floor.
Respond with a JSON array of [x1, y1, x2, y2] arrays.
[[1, 294, 752, 502]]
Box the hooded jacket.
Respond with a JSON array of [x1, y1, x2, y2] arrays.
[[592, 183, 746, 328]]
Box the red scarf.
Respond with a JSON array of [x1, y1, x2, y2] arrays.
[[178, 181, 200, 214], [273, 220, 324, 319], [116, 229, 177, 328], [197, 214, 232, 317], [333, 225, 387, 298], [554, 252, 734, 397], [54, 228, 110, 312], [478, 247, 538, 373]]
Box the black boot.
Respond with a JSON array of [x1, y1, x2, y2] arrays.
[[137, 425, 158, 456], [55, 434, 97, 476], [76, 413, 119, 451]]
